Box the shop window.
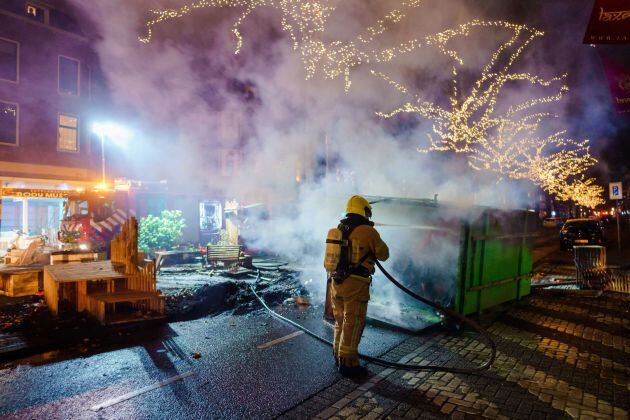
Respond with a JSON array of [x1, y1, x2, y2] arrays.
[[58, 56, 79, 96], [58, 113, 78, 152], [0, 198, 22, 233], [0, 38, 18, 82], [200, 201, 223, 232], [28, 199, 63, 237], [0, 101, 18, 145]]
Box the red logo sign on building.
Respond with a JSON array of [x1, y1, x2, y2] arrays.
[[583, 0, 630, 44]]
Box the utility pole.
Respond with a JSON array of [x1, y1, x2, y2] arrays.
[[617, 202, 621, 251]]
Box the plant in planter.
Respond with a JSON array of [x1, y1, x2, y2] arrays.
[[138, 210, 186, 254]]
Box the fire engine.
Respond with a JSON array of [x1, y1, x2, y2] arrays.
[[58, 186, 135, 252]]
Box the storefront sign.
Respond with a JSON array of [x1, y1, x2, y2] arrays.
[[583, 0, 630, 44], [601, 54, 630, 114], [0, 188, 72, 199]]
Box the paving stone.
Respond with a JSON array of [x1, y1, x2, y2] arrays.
[[333, 398, 353, 410], [447, 398, 473, 408], [318, 406, 340, 419], [282, 292, 629, 420], [360, 412, 380, 420], [440, 403, 455, 415]]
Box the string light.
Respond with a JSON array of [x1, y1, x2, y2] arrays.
[[467, 115, 604, 208], [2, 105, 17, 116], [140, 0, 428, 91], [370, 21, 602, 207], [140, 1, 603, 207], [556, 179, 605, 209]]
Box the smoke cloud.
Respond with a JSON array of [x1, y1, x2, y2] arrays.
[[70, 0, 621, 316]]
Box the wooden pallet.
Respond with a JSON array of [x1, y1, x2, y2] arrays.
[[0, 265, 42, 297], [50, 252, 103, 265], [94, 218, 164, 323], [43, 260, 128, 315], [3, 253, 22, 265], [42, 218, 165, 325], [86, 290, 165, 325]]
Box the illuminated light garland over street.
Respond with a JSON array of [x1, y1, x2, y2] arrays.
[[373, 21, 569, 156], [369, 20, 603, 208], [467, 115, 605, 208], [140, 0, 427, 91], [140, 1, 604, 207]]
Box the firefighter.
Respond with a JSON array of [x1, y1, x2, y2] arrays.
[[326, 195, 389, 376]]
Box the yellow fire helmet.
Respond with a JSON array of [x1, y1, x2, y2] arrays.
[[346, 195, 372, 219]]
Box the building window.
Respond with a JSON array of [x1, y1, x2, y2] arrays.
[[221, 149, 241, 176], [26, 4, 48, 23], [0, 101, 18, 146], [221, 110, 241, 141], [58, 114, 78, 152], [0, 39, 18, 82], [58, 56, 79, 96]]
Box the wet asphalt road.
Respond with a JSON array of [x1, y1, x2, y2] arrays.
[[0, 304, 411, 419]]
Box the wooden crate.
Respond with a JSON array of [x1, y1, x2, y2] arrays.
[[50, 252, 103, 265], [43, 261, 127, 315], [86, 290, 165, 325], [0, 269, 41, 297], [43, 218, 165, 325], [3, 248, 24, 263]]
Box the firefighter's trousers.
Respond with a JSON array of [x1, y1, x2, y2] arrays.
[[330, 275, 370, 367]]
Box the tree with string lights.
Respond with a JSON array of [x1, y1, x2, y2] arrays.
[[140, 0, 604, 207]]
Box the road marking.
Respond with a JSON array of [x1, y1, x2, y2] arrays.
[[90, 371, 194, 412], [257, 331, 304, 349]]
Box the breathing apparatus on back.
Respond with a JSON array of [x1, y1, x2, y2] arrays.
[[324, 196, 374, 283]]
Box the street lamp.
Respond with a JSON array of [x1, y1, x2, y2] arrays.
[[92, 122, 131, 189]]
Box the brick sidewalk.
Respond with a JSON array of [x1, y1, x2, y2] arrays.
[[279, 292, 630, 420]]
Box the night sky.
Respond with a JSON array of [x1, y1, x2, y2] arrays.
[[72, 0, 630, 204]]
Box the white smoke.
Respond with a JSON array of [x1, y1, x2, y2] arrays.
[[69, 0, 614, 318]]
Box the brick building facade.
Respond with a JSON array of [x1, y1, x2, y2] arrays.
[[0, 0, 98, 246]]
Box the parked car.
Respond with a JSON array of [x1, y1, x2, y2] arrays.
[[560, 219, 605, 250], [543, 217, 563, 228]]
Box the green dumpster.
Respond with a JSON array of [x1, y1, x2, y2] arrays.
[[365, 197, 537, 331]]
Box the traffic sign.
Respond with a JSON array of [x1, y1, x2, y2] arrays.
[[609, 182, 623, 200]]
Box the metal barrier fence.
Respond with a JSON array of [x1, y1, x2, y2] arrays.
[[574, 246, 609, 290], [574, 245, 630, 293], [608, 269, 630, 294]]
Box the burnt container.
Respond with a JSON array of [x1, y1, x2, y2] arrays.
[[365, 197, 537, 331]]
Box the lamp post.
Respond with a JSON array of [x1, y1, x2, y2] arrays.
[[99, 130, 106, 185], [92, 122, 130, 188]]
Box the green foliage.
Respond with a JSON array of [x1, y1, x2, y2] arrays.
[[138, 210, 186, 253]]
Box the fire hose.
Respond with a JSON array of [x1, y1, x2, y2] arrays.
[[249, 260, 497, 373]]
